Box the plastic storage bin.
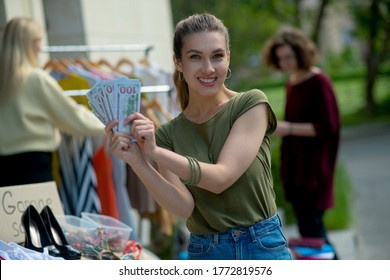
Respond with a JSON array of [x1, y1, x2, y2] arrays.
[[56, 215, 100, 251], [81, 212, 132, 252]]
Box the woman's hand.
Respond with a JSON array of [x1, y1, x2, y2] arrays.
[[105, 119, 143, 165], [125, 112, 158, 159]]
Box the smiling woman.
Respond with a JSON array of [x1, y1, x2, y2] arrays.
[[104, 13, 292, 260]]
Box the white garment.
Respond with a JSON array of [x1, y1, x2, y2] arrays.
[[0, 240, 64, 260], [134, 63, 179, 117]]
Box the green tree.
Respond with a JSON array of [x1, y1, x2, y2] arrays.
[[170, 0, 337, 85], [351, 0, 390, 115], [310, 0, 331, 45]]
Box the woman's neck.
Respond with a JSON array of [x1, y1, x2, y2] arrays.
[[183, 87, 235, 124], [290, 66, 320, 85]]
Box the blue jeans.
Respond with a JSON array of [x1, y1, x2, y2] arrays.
[[187, 214, 292, 260]]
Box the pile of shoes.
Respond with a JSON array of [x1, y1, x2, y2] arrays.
[[20, 205, 81, 260]]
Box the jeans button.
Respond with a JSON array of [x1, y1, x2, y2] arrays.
[[234, 229, 243, 236]]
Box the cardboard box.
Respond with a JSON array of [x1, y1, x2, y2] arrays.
[[0, 181, 64, 244]]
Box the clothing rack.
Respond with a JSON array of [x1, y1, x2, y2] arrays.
[[43, 43, 173, 110], [42, 44, 154, 58], [42, 44, 172, 97]]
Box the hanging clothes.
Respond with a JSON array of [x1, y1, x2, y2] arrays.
[[92, 138, 119, 219], [57, 134, 101, 216], [133, 62, 179, 117], [56, 72, 91, 90], [46, 61, 103, 216], [126, 163, 159, 215], [111, 155, 139, 241]]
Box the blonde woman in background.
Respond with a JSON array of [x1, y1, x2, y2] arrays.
[[0, 17, 105, 187]]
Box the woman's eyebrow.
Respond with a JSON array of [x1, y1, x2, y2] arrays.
[[186, 48, 225, 54]]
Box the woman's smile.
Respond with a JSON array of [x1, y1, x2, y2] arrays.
[[198, 77, 217, 87]]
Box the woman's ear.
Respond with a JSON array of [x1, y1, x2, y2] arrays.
[[173, 55, 182, 72]]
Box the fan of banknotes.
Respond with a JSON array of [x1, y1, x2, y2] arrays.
[[86, 77, 141, 132]]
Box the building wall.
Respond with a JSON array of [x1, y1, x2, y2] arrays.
[[81, 0, 174, 71], [1, 0, 49, 63], [1, 0, 174, 71]]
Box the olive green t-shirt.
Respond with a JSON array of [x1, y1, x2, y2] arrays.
[[155, 89, 277, 234]]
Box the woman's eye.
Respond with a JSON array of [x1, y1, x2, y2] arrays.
[[190, 54, 201, 59], [213, 53, 224, 60]]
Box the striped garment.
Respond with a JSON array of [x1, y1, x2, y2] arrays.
[[57, 133, 101, 216]]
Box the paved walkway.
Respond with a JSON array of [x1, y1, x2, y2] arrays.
[[282, 121, 390, 260]]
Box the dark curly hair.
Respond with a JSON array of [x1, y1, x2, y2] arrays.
[[262, 26, 317, 71]]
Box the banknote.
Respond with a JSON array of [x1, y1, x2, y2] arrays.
[[86, 82, 110, 125], [117, 78, 141, 132], [86, 77, 141, 132]]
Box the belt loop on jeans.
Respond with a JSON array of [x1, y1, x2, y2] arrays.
[[213, 233, 219, 244], [276, 214, 282, 226], [248, 225, 257, 242]]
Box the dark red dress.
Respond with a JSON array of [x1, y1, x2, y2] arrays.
[[280, 72, 340, 210]]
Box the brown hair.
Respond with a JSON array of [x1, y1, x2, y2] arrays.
[[262, 26, 317, 71], [172, 13, 230, 111]]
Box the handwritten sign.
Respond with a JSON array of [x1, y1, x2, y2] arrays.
[[0, 181, 64, 244]]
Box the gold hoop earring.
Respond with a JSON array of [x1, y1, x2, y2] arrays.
[[226, 68, 232, 79], [179, 71, 184, 81]]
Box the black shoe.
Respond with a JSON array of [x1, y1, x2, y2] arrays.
[[21, 205, 62, 258], [40, 206, 81, 260]]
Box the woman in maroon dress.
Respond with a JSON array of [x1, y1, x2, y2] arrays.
[[262, 27, 340, 258]]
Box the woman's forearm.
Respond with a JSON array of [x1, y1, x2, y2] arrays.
[[128, 156, 194, 218], [288, 122, 316, 137]]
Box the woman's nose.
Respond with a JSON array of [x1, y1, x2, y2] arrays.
[[202, 59, 215, 74]]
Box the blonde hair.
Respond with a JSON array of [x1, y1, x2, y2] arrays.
[[0, 17, 43, 103], [172, 13, 230, 111]]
